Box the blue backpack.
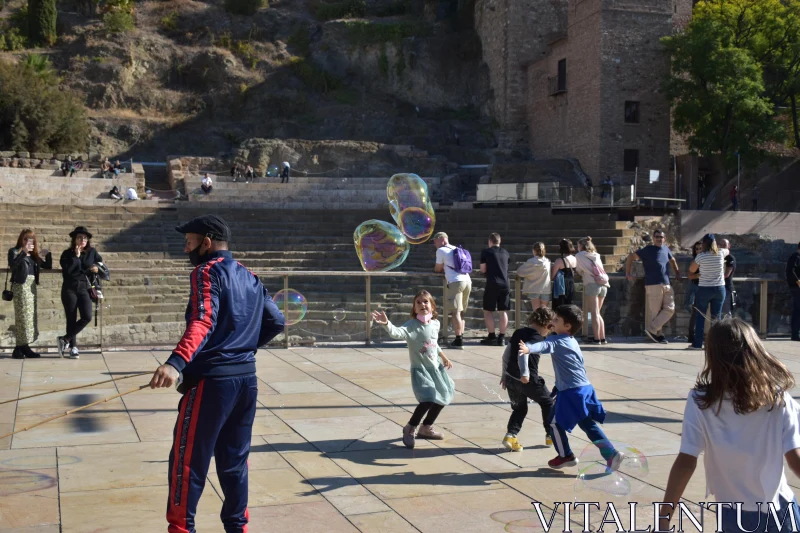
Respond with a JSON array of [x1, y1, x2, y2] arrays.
[[452, 245, 473, 274]]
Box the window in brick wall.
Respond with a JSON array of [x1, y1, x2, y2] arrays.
[[624, 101, 640, 123], [624, 149, 640, 172], [557, 59, 567, 91]]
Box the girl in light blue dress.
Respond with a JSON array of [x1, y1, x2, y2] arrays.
[[372, 290, 455, 449]]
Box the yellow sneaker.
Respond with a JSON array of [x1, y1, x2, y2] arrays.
[[546, 434, 553, 447], [502, 435, 523, 452]]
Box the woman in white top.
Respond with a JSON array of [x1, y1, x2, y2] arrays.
[[687, 233, 726, 350], [575, 237, 610, 344], [517, 242, 551, 310], [660, 318, 800, 533]]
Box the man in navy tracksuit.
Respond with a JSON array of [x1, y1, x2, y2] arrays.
[[150, 215, 284, 533]]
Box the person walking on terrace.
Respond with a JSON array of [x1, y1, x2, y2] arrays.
[[480, 233, 511, 346], [687, 234, 726, 350], [280, 161, 291, 183], [58, 227, 103, 360], [372, 291, 454, 449], [149, 215, 284, 533], [7, 229, 51, 359], [434, 232, 472, 349], [719, 239, 737, 318], [788, 242, 800, 342], [625, 229, 681, 344]]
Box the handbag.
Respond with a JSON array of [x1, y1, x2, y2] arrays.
[[86, 274, 98, 303], [2, 269, 12, 302]]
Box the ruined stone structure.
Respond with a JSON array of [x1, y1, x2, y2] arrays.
[[475, 0, 693, 195]]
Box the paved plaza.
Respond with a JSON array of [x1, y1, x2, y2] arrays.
[[2, 338, 800, 532]]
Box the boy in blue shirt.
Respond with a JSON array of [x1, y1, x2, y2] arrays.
[[519, 304, 624, 470]]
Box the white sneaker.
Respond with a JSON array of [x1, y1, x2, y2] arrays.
[[69, 347, 80, 359], [607, 451, 624, 472]]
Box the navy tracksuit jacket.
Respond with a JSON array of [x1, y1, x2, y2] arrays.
[[165, 250, 284, 533]]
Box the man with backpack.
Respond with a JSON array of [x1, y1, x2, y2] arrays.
[[624, 229, 681, 344], [434, 232, 472, 349]]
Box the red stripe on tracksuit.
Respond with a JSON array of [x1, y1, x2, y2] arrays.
[[173, 258, 223, 363], [167, 380, 206, 533]]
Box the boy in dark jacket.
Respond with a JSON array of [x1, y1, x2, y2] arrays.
[[500, 306, 555, 451]]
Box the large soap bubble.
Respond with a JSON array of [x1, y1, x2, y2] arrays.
[[387, 173, 436, 243], [573, 441, 649, 500], [266, 165, 279, 177], [273, 289, 308, 326], [353, 220, 410, 272], [398, 207, 434, 244]]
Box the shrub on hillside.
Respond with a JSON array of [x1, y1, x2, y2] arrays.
[[103, 10, 134, 33], [224, 0, 265, 16], [0, 56, 90, 152], [28, 0, 57, 46], [1, 6, 29, 50], [314, 0, 365, 21]]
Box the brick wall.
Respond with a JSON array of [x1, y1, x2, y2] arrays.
[[0, 169, 148, 206]]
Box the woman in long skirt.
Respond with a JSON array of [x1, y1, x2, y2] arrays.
[[7, 229, 47, 359]]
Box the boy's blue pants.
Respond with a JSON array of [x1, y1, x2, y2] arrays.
[[167, 375, 258, 533]]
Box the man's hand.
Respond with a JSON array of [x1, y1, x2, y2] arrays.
[[518, 340, 530, 354], [499, 378, 506, 390], [625, 273, 635, 282], [150, 364, 180, 389], [520, 376, 530, 384]]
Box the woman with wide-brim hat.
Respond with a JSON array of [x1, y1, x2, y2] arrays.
[[58, 226, 103, 359]]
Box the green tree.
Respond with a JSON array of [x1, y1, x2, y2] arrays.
[[28, 0, 57, 46], [0, 55, 90, 152], [662, 16, 782, 174]]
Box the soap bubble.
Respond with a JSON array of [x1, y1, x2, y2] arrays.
[[573, 441, 649, 500], [44, 376, 54, 384], [353, 220, 410, 272], [387, 173, 436, 243], [333, 308, 346, 322], [273, 289, 308, 326], [398, 207, 434, 244], [267, 165, 279, 177]]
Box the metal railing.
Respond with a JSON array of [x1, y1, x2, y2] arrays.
[[0, 268, 790, 351]]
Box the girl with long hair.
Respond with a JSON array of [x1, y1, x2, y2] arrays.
[[7, 229, 48, 358]]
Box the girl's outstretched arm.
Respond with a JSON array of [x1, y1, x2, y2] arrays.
[[658, 453, 697, 531], [372, 310, 410, 341]]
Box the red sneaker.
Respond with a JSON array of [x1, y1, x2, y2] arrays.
[[548, 454, 578, 469]]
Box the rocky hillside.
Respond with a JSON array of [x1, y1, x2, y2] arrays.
[[0, 0, 496, 161]]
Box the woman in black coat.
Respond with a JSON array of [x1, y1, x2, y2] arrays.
[[59, 226, 103, 359]]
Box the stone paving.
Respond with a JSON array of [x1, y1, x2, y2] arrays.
[[2, 338, 800, 532]]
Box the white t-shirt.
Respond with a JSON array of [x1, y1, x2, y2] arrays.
[[202, 176, 213, 187], [282, 162, 290, 169], [680, 390, 800, 512], [694, 252, 725, 286], [436, 244, 471, 284]]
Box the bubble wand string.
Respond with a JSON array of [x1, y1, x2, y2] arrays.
[[0, 371, 151, 405], [0, 383, 150, 440]]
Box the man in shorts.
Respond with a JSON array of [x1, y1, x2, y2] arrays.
[[434, 232, 472, 349], [480, 233, 510, 346]]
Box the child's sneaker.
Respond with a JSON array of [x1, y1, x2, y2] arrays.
[[545, 434, 553, 447], [417, 425, 444, 440], [502, 434, 523, 452], [402, 424, 416, 449], [607, 451, 624, 472], [547, 454, 578, 469]]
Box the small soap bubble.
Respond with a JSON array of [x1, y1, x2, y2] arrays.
[[573, 441, 649, 500], [273, 289, 308, 326], [333, 308, 346, 322], [398, 206, 434, 244], [490, 510, 546, 533], [353, 220, 410, 272], [387, 173, 436, 243], [267, 165, 279, 177], [44, 376, 54, 384]]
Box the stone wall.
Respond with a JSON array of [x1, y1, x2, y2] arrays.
[[0, 167, 150, 206], [474, 0, 568, 151], [681, 210, 800, 249]]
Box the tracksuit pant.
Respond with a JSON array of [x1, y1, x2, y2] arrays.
[[549, 415, 615, 460], [505, 378, 553, 437], [167, 374, 258, 533]]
